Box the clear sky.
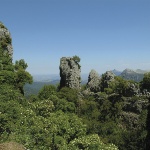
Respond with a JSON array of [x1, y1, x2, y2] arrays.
[[0, 0, 150, 75]]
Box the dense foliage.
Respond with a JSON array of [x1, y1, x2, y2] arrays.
[[0, 48, 119, 149], [72, 55, 81, 63], [0, 42, 150, 149]]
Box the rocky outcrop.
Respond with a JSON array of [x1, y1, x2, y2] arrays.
[[0, 22, 13, 58], [86, 69, 101, 93], [101, 71, 115, 91], [59, 57, 81, 89]]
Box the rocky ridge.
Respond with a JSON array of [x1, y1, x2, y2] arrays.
[[120, 68, 144, 82]]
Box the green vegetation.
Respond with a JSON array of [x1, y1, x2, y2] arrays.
[[146, 99, 150, 150], [72, 55, 81, 69], [140, 72, 150, 91], [72, 55, 81, 63], [0, 45, 119, 149], [0, 22, 7, 29], [0, 40, 149, 149]]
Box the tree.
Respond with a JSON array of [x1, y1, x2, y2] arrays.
[[0, 45, 32, 95], [72, 55, 80, 63], [38, 86, 76, 113], [0, 44, 13, 71], [140, 72, 150, 91], [146, 97, 150, 150], [38, 85, 57, 100], [14, 59, 33, 95], [15, 59, 28, 70], [68, 134, 119, 150], [58, 87, 79, 104]]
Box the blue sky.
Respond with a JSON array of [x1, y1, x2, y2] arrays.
[[0, 0, 150, 75]]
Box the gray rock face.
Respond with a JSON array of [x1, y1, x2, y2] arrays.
[[59, 57, 81, 89], [0, 22, 13, 57], [86, 69, 101, 92], [101, 71, 115, 90]]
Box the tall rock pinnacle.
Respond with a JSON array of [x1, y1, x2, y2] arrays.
[[59, 57, 81, 89], [0, 22, 13, 58]]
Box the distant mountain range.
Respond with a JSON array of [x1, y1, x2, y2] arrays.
[[24, 69, 150, 97], [111, 69, 122, 76], [112, 69, 150, 82], [24, 74, 89, 97], [31, 69, 150, 84], [32, 74, 89, 82], [32, 74, 60, 82]]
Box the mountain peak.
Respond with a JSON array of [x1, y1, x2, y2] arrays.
[[111, 69, 122, 76], [123, 68, 136, 74]]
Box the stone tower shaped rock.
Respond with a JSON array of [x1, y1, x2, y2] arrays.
[[0, 22, 13, 58], [86, 69, 101, 92], [59, 57, 81, 89]]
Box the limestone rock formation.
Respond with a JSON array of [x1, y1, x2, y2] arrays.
[[0, 22, 13, 57], [59, 57, 81, 89], [86, 69, 101, 92], [101, 71, 115, 90]]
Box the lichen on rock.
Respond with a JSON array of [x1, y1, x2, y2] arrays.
[[0, 22, 13, 58], [59, 56, 81, 89]]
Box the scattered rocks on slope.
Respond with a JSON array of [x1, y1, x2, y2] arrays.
[[0, 22, 13, 58], [86, 69, 101, 93], [59, 57, 81, 89]]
